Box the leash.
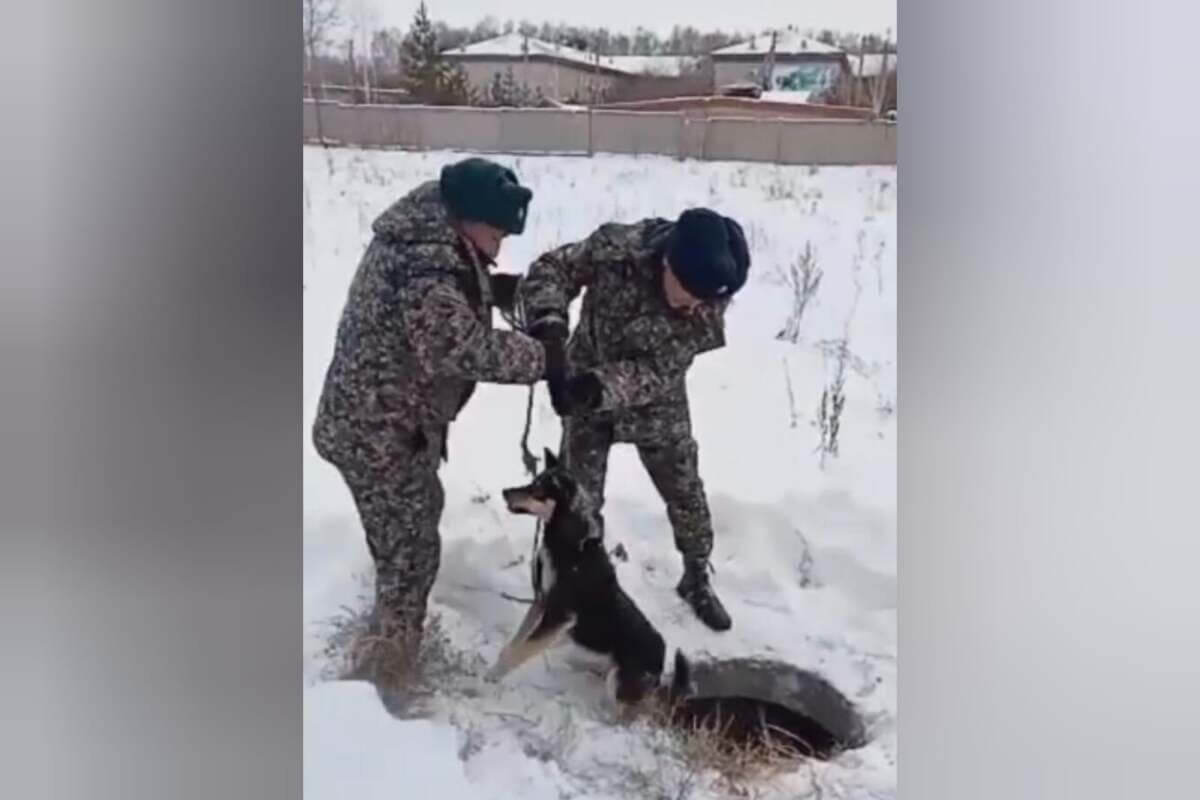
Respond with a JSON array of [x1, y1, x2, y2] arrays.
[[499, 290, 545, 602], [520, 381, 544, 603]]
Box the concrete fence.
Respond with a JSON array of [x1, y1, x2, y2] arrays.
[[303, 100, 896, 166]]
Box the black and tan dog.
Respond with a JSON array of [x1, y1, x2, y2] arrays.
[[486, 449, 692, 707], [484, 452, 856, 759]]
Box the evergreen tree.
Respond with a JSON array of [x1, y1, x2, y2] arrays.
[[500, 65, 519, 105], [399, 1, 441, 97], [485, 65, 539, 107], [487, 66, 521, 106], [488, 71, 505, 106], [436, 63, 475, 105], [399, 2, 473, 105]]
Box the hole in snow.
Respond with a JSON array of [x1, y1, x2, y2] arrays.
[[671, 657, 869, 761]]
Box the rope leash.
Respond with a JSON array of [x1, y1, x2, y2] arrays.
[[499, 290, 544, 602]]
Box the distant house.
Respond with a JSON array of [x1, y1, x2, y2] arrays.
[[846, 52, 898, 80], [805, 50, 897, 113], [711, 31, 846, 100], [846, 52, 897, 112], [440, 33, 703, 103]]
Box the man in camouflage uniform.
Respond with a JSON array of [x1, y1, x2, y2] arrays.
[[312, 158, 562, 670], [519, 208, 751, 631]]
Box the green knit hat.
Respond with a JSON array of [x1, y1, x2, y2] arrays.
[[439, 158, 533, 235]]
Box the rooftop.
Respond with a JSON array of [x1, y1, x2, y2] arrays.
[[712, 30, 844, 57], [441, 33, 702, 77]]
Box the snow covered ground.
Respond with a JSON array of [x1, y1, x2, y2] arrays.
[[303, 145, 896, 799]]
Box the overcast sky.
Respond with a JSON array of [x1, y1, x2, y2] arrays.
[[344, 0, 896, 39]]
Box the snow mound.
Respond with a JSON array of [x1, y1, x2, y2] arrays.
[[304, 681, 472, 799]]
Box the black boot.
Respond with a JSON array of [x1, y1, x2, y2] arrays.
[[676, 559, 732, 632]]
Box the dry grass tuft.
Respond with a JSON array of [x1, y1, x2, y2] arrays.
[[617, 693, 817, 798], [316, 594, 482, 718]]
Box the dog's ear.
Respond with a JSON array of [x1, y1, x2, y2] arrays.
[[543, 449, 559, 470]]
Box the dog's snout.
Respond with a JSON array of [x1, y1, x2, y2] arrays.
[[502, 486, 530, 511], [501, 485, 555, 518]]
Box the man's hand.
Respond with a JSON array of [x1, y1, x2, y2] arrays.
[[489, 272, 521, 313], [534, 322, 599, 416], [549, 372, 603, 417]]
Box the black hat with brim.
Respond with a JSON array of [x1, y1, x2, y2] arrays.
[[439, 157, 533, 235]]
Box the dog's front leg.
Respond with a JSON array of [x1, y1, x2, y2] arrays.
[[486, 589, 575, 682]]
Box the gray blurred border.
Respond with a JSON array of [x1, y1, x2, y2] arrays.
[[4, 1, 1200, 799], [900, 1, 1200, 797], [1, 2, 300, 798]]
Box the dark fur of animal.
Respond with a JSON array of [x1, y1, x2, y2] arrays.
[[490, 449, 689, 706], [490, 452, 850, 760], [489, 450, 854, 762]]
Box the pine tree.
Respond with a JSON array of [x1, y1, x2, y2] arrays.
[[488, 70, 506, 105], [399, 1, 442, 99], [499, 65, 519, 106], [438, 63, 475, 106], [398, 2, 475, 105]]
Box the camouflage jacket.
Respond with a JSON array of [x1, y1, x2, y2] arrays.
[[519, 219, 728, 435], [312, 180, 546, 462]]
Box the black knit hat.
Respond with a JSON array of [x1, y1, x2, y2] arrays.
[[666, 208, 750, 300], [439, 157, 533, 235]]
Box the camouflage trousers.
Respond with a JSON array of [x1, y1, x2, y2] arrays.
[[317, 423, 446, 644], [559, 407, 714, 562]]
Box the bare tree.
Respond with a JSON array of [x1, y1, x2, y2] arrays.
[[870, 30, 894, 118], [303, 0, 341, 99], [472, 16, 501, 41], [371, 28, 403, 76], [303, 0, 341, 170], [347, 0, 378, 102]]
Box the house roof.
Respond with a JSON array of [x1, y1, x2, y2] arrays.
[[442, 33, 591, 61], [440, 33, 701, 77], [604, 55, 702, 77], [712, 30, 844, 57]]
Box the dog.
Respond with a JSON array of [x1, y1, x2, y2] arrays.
[[483, 452, 855, 758], [486, 449, 693, 708]]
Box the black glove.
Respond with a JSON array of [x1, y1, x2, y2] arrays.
[[550, 372, 603, 417], [566, 373, 603, 411], [489, 273, 520, 313], [541, 337, 570, 415], [548, 374, 570, 416]]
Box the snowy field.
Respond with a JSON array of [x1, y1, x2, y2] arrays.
[[303, 145, 896, 799]]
